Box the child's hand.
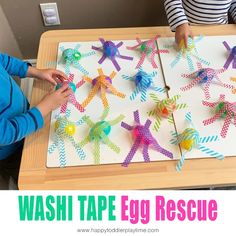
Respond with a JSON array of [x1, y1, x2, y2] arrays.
[[27, 67, 68, 85], [175, 23, 193, 48], [37, 84, 72, 117]]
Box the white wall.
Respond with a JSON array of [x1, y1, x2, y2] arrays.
[[1, 0, 167, 59], [0, 5, 32, 100], [0, 5, 22, 58]]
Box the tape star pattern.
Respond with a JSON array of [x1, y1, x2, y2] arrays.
[[59, 44, 95, 75], [79, 108, 125, 164], [223, 41, 236, 69], [170, 112, 223, 172], [166, 36, 210, 71], [81, 68, 125, 109], [48, 116, 86, 167], [92, 38, 133, 71], [202, 94, 236, 138], [126, 35, 169, 69], [147, 94, 187, 132], [180, 62, 234, 100], [122, 68, 165, 102], [121, 110, 173, 167]]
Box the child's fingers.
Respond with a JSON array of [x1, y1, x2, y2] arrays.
[[184, 34, 189, 48], [64, 95, 71, 101], [56, 84, 69, 93], [53, 77, 63, 84], [54, 70, 68, 81], [175, 37, 181, 49], [53, 75, 65, 83], [175, 34, 180, 45], [62, 88, 73, 97], [190, 31, 194, 39], [47, 77, 57, 85]]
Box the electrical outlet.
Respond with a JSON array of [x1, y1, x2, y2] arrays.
[[40, 3, 60, 26]]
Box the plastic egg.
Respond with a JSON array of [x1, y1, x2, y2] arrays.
[[68, 82, 76, 92], [216, 101, 235, 119], [56, 82, 76, 93], [103, 41, 117, 57], [180, 139, 195, 151], [179, 38, 194, 53], [135, 71, 152, 87], [133, 125, 152, 145], [62, 48, 81, 62], [73, 51, 82, 60], [89, 121, 111, 141], [179, 128, 199, 151], [232, 46, 236, 56], [215, 102, 228, 119], [54, 117, 76, 137], [65, 124, 76, 136], [156, 99, 176, 118], [92, 76, 112, 86], [140, 42, 152, 54], [197, 70, 209, 84]]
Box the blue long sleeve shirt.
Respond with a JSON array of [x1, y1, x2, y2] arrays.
[[164, 0, 236, 31], [0, 53, 44, 160]]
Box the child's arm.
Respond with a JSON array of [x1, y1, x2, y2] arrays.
[[0, 53, 29, 78], [164, 0, 193, 48], [27, 67, 68, 85], [0, 107, 44, 145], [0, 53, 68, 85], [164, 0, 188, 31], [0, 84, 71, 145], [229, 1, 236, 23]]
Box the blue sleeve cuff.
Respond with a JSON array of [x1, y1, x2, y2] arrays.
[[28, 107, 44, 130], [19, 62, 31, 78]]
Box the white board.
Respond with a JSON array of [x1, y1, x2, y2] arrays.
[[158, 35, 236, 159], [47, 39, 181, 167]]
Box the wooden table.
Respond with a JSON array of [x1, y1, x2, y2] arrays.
[[19, 25, 236, 190]]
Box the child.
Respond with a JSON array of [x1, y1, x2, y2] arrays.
[[0, 53, 72, 189], [164, 0, 236, 47]]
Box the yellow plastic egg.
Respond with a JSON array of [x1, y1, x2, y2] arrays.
[[179, 39, 194, 54], [65, 124, 76, 136], [180, 139, 194, 151], [179, 128, 199, 151], [188, 43, 195, 52]]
